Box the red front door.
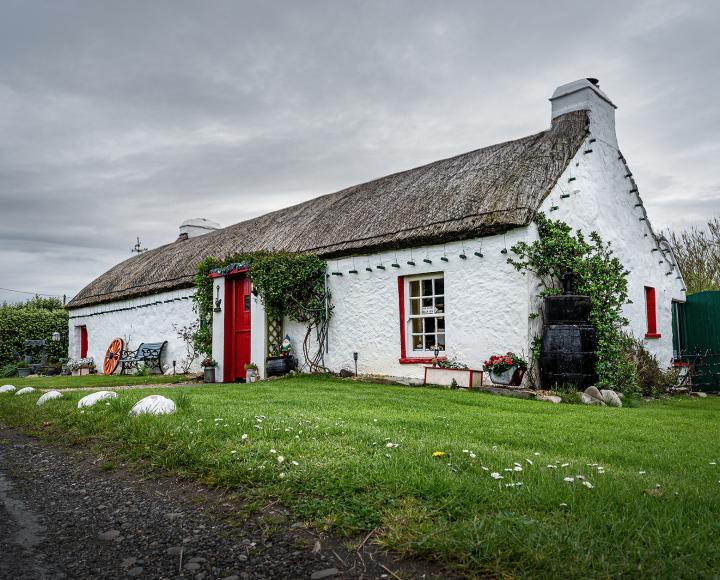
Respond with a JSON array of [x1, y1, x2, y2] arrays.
[[224, 276, 252, 381]]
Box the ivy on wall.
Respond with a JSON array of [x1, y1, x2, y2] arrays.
[[0, 297, 69, 366], [194, 252, 330, 370], [508, 213, 638, 393]]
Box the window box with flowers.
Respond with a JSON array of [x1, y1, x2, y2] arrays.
[[483, 352, 527, 386], [66, 357, 96, 376], [424, 357, 484, 389]]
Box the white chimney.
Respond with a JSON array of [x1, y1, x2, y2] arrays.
[[178, 218, 221, 240], [550, 78, 618, 148]]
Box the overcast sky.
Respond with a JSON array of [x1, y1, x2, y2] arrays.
[[1, 0, 718, 304]]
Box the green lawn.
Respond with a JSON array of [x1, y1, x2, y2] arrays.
[[1, 375, 718, 578], [2, 373, 198, 389]]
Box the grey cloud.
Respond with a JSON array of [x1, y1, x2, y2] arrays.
[[1, 0, 718, 304]]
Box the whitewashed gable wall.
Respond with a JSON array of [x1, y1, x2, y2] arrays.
[[67, 288, 201, 373]]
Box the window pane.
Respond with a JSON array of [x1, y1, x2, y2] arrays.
[[424, 335, 436, 350], [437, 317, 445, 330], [410, 298, 419, 315], [435, 299, 444, 313], [422, 297, 433, 310], [434, 277, 444, 296], [425, 317, 436, 333], [422, 279, 433, 297], [410, 280, 420, 298], [412, 335, 423, 350], [437, 334, 445, 350], [411, 319, 422, 333]]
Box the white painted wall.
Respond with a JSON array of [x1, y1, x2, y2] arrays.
[[67, 288, 201, 374], [282, 231, 532, 381], [539, 81, 685, 367]]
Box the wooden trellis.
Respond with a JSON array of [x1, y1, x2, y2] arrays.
[[266, 317, 283, 356]]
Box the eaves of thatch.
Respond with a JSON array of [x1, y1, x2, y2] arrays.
[[67, 110, 588, 308]]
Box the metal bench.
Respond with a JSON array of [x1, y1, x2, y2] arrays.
[[119, 341, 167, 374]]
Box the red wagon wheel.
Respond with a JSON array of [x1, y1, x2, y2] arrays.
[[103, 337, 124, 375]]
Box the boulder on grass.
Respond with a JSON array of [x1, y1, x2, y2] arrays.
[[537, 395, 562, 404], [581, 386, 606, 405], [15, 387, 35, 396], [129, 395, 176, 417], [600, 389, 622, 407], [0, 384, 17, 394], [77, 391, 118, 409], [37, 390, 64, 406]]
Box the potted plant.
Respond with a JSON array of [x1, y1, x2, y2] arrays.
[[17, 361, 31, 377], [244, 362, 259, 383], [266, 335, 296, 377], [67, 357, 95, 376], [483, 352, 528, 386], [201, 358, 217, 383]]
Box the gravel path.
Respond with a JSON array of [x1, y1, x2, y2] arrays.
[[0, 427, 439, 580]]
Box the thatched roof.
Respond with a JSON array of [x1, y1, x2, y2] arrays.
[[68, 110, 588, 308]]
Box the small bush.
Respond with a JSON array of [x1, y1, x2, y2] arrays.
[[623, 336, 679, 397], [0, 364, 17, 378]]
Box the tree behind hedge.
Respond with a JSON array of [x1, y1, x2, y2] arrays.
[[0, 297, 68, 365]]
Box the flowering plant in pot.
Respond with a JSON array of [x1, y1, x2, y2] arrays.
[[483, 352, 528, 386], [244, 362, 259, 382]]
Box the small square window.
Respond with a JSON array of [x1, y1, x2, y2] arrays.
[[404, 273, 446, 354]]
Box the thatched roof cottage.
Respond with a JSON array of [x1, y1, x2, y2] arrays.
[[67, 79, 685, 383]]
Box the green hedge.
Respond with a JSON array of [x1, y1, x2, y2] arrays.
[[0, 298, 68, 366]]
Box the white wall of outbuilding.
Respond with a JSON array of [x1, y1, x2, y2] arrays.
[[67, 288, 201, 374]]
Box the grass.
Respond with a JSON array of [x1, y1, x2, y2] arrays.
[[1, 375, 719, 578], [1, 373, 198, 389]]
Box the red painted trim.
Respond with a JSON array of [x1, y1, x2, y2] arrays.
[[468, 369, 473, 390], [673, 361, 690, 367], [644, 286, 658, 337], [399, 357, 447, 365], [209, 266, 248, 279], [398, 276, 406, 360], [423, 366, 428, 385]]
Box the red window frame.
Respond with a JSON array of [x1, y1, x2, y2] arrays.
[[397, 276, 447, 364], [644, 286, 661, 339]]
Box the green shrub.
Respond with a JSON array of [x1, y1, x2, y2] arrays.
[[0, 297, 68, 366], [0, 364, 17, 377], [623, 336, 679, 397]]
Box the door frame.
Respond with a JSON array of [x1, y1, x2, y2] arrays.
[[223, 272, 252, 382]]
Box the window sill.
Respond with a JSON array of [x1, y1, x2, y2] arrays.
[[399, 356, 447, 365], [644, 333, 662, 339]]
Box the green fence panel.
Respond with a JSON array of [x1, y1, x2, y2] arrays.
[[678, 291, 720, 391]]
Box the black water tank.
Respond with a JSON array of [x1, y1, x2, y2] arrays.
[[540, 294, 597, 390]]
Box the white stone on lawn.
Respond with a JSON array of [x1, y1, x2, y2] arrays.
[[15, 387, 35, 396], [600, 389, 623, 407], [37, 390, 64, 405], [0, 384, 16, 394], [77, 391, 118, 408], [129, 395, 176, 416]]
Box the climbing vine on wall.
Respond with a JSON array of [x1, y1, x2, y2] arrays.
[[508, 213, 638, 393], [193, 252, 331, 371]]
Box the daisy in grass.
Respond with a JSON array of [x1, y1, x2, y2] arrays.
[[564, 477, 574, 483], [491, 472, 503, 480]]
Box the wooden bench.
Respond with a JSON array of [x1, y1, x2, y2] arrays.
[[119, 341, 167, 374]]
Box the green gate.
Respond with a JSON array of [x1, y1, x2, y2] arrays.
[[674, 291, 720, 392]]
